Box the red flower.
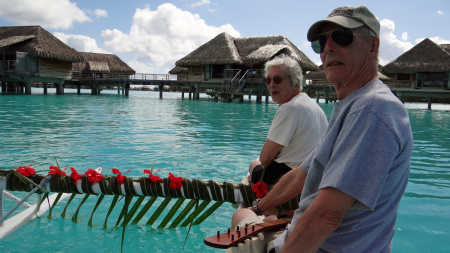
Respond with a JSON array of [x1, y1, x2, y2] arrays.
[[252, 181, 268, 198], [48, 165, 67, 176], [85, 169, 104, 184], [144, 169, 162, 183], [16, 165, 36, 177], [112, 168, 126, 184], [168, 172, 184, 189], [70, 167, 82, 184], [116, 174, 126, 184]]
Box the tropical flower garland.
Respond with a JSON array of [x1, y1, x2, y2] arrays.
[[15, 165, 185, 190]]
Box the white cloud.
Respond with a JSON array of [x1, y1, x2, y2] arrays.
[[438, 10, 445, 15], [401, 32, 409, 41], [190, 0, 211, 7], [53, 32, 109, 53], [415, 37, 450, 44], [378, 19, 414, 65], [208, 8, 217, 13], [101, 3, 240, 74], [0, 0, 90, 30], [94, 9, 108, 19]]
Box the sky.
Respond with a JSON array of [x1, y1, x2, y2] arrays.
[[0, 0, 449, 74]]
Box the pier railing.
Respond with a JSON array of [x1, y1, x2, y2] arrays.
[[0, 60, 16, 72], [130, 73, 178, 81], [71, 72, 179, 82]]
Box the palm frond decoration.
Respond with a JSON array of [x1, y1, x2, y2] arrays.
[[1, 169, 300, 228], [0, 168, 300, 240]]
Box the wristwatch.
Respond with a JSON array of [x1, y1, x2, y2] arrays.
[[252, 198, 264, 215]]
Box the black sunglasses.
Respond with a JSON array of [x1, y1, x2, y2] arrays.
[[264, 75, 290, 85], [311, 28, 362, 54]]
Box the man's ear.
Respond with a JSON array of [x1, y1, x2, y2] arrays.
[[370, 36, 380, 56]]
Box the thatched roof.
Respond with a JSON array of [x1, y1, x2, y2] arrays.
[[176, 32, 318, 71], [73, 52, 135, 74], [176, 33, 242, 66], [306, 65, 390, 82], [0, 35, 35, 48], [0, 26, 83, 62], [383, 38, 450, 73], [168, 66, 189, 74]]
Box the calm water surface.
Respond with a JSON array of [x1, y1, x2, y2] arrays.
[[0, 88, 449, 252]]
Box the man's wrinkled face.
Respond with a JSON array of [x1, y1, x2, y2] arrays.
[[320, 23, 370, 85]]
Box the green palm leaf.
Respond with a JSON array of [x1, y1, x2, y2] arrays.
[[130, 196, 157, 225], [121, 196, 145, 226], [120, 195, 133, 253], [61, 193, 76, 218], [88, 194, 105, 227], [193, 201, 223, 225], [103, 195, 120, 229], [169, 199, 197, 228], [180, 200, 211, 227], [146, 197, 172, 226], [72, 194, 90, 223], [47, 192, 64, 219], [158, 198, 185, 229]]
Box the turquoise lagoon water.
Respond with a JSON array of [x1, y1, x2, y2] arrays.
[[0, 88, 449, 252]]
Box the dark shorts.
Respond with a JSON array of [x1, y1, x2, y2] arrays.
[[251, 161, 292, 185]]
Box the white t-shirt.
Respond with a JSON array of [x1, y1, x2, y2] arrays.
[[267, 93, 328, 168]]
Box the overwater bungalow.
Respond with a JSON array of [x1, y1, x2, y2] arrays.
[[383, 38, 450, 108], [69, 52, 136, 95], [171, 32, 318, 101], [0, 26, 84, 94]]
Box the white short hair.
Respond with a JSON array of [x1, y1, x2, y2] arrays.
[[264, 54, 303, 90]]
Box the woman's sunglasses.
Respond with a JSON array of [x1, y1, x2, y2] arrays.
[[311, 28, 362, 54], [264, 75, 290, 85]]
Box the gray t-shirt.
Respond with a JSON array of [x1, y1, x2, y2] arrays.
[[274, 80, 413, 252]]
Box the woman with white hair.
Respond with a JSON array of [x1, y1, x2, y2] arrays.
[[248, 54, 328, 185]]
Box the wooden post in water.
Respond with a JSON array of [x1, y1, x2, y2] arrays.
[[256, 90, 262, 102], [195, 85, 200, 100], [159, 83, 163, 98], [117, 86, 120, 94], [77, 84, 81, 94], [189, 86, 192, 99], [1, 82, 6, 92], [265, 90, 270, 102], [181, 88, 185, 99], [427, 97, 432, 110], [43, 83, 48, 94], [25, 82, 32, 95], [125, 83, 129, 96], [248, 94, 251, 99], [56, 83, 64, 95]]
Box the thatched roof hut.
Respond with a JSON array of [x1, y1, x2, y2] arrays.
[[72, 52, 135, 74], [175, 32, 318, 71], [0, 26, 83, 62], [383, 38, 450, 73], [168, 66, 189, 74], [305, 65, 390, 83]]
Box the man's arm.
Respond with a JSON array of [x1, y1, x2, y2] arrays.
[[256, 166, 307, 213], [280, 187, 356, 253]]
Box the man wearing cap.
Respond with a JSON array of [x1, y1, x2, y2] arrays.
[[229, 5, 412, 253]]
